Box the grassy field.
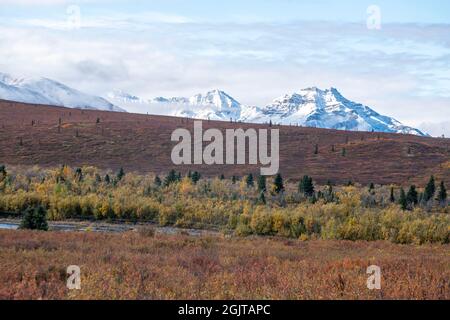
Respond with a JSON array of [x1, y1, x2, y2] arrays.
[[0, 229, 448, 300]]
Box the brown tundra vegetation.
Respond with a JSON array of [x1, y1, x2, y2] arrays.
[[0, 99, 449, 185], [0, 230, 448, 300]]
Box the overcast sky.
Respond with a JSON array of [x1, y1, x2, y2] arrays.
[[0, 0, 449, 136]]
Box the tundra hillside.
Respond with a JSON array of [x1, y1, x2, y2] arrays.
[[0, 100, 449, 185]]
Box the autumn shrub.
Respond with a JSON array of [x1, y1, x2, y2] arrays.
[[0, 165, 448, 244]]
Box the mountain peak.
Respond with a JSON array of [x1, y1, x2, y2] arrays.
[[243, 87, 426, 136], [0, 72, 124, 112], [107, 90, 143, 103]]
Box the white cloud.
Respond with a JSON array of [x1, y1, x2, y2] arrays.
[[418, 121, 450, 137], [0, 17, 449, 135]]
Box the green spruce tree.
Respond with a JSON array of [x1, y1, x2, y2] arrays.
[[406, 185, 418, 208], [423, 176, 436, 202], [20, 206, 48, 231], [437, 181, 447, 205], [116, 167, 125, 181], [191, 171, 201, 184], [257, 175, 267, 193], [258, 192, 266, 205], [164, 170, 178, 186], [399, 188, 407, 210], [273, 173, 284, 194], [390, 187, 396, 203], [245, 174, 254, 187], [299, 175, 314, 197]]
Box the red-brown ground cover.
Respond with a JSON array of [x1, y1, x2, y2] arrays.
[[0, 229, 448, 300]]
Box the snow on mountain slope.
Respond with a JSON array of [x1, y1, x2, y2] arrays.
[[150, 89, 242, 121], [150, 97, 190, 104], [107, 90, 145, 104], [0, 73, 124, 112], [242, 87, 426, 136], [146, 87, 425, 136]]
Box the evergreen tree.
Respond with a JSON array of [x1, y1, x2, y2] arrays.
[[104, 174, 111, 184], [164, 170, 178, 186], [423, 176, 436, 202], [258, 192, 266, 205], [406, 185, 418, 208], [154, 175, 162, 187], [245, 174, 254, 187], [326, 181, 333, 196], [437, 181, 447, 205], [390, 187, 395, 203], [0, 165, 6, 182], [273, 174, 284, 194], [75, 168, 83, 182], [399, 188, 407, 210], [369, 183, 375, 192], [20, 206, 48, 231], [95, 174, 102, 183], [257, 175, 267, 193], [116, 167, 125, 181], [231, 176, 237, 184], [191, 171, 201, 184], [299, 175, 315, 197], [219, 174, 225, 180]]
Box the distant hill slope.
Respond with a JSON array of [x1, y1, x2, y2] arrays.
[[0, 99, 448, 185]]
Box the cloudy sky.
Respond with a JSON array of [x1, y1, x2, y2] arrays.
[[1, 0, 449, 136]]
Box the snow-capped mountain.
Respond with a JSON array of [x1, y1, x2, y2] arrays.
[[146, 87, 426, 136], [242, 87, 426, 136], [107, 90, 145, 104], [153, 89, 242, 121], [150, 97, 190, 104], [0, 73, 124, 112]]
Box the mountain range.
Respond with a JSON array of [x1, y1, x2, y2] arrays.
[[0, 72, 426, 136], [109, 88, 426, 136]]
